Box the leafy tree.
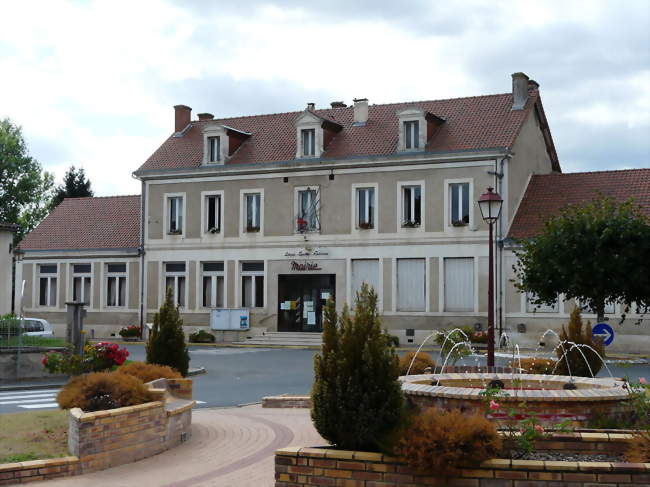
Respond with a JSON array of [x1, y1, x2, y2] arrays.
[[0, 118, 54, 242], [514, 196, 650, 322], [146, 287, 190, 376], [311, 284, 405, 452], [50, 165, 94, 209]]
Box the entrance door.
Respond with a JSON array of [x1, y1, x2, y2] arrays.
[[277, 274, 335, 332]]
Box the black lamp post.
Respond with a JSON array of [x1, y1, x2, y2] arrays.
[[478, 187, 503, 368]]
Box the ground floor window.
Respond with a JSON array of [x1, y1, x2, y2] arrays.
[[164, 262, 186, 307], [444, 257, 474, 312], [241, 262, 264, 308], [203, 262, 225, 308], [106, 263, 127, 307], [38, 264, 57, 307], [351, 259, 380, 297], [525, 292, 559, 313], [72, 263, 92, 305], [397, 258, 425, 311]]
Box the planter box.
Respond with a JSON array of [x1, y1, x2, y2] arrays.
[[275, 432, 649, 487]]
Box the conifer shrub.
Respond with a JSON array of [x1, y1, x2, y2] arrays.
[[57, 372, 155, 412], [311, 283, 405, 452], [554, 307, 605, 377], [146, 287, 190, 376], [189, 329, 216, 343], [511, 357, 557, 375], [116, 361, 181, 383], [399, 351, 436, 375], [395, 408, 502, 479]]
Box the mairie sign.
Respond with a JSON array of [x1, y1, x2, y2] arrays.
[[592, 322, 615, 346]]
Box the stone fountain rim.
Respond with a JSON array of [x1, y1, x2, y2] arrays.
[[399, 373, 631, 402]]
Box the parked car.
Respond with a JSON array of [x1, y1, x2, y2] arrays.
[[21, 318, 54, 337]]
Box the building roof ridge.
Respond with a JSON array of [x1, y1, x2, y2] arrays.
[[532, 168, 649, 177]]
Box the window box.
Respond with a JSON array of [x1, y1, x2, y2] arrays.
[[246, 224, 260, 233], [208, 227, 220, 234], [401, 221, 420, 229], [168, 229, 183, 235], [451, 220, 468, 227], [358, 222, 374, 230]]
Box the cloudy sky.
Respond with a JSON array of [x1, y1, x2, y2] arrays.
[[1, 0, 648, 195]]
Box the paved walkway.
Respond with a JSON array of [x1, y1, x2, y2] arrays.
[[32, 405, 324, 487]]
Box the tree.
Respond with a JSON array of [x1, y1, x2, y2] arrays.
[[0, 118, 54, 242], [514, 196, 650, 322], [555, 307, 605, 377], [50, 165, 93, 209], [311, 284, 405, 452], [146, 287, 190, 376]]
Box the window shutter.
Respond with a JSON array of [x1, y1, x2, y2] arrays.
[[444, 258, 474, 311], [397, 258, 425, 311], [351, 259, 380, 297]]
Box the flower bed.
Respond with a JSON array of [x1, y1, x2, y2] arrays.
[[275, 433, 650, 487]]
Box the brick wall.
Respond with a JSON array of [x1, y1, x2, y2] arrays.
[[0, 457, 79, 486], [275, 446, 650, 487]]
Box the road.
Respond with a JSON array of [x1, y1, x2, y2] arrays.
[[0, 345, 647, 414]]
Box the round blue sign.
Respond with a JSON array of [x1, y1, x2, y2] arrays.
[[592, 322, 615, 346]]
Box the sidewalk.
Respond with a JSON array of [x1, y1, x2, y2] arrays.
[[30, 405, 324, 487]]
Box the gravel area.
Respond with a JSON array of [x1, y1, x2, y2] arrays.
[[515, 451, 624, 462]]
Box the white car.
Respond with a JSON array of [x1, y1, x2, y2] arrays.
[[21, 318, 54, 337]]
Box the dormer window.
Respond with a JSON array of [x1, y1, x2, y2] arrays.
[[301, 129, 315, 157], [404, 121, 419, 149], [208, 136, 221, 163], [294, 104, 342, 159]]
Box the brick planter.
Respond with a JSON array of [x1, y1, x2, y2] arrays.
[[275, 432, 650, 487]]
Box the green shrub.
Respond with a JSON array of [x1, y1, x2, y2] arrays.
[[434, 327, 473, 365], [116, 361, 181, 383], [57, 372, 155, 411], [399, 351, 435, 375], [511, 357, 557, 375], [189, 329, 216, 343], [146, 287, 190, 376], [0, 315, 20, 339], [395, 408, 502, 479], [554, 307, 604, 377], [311, 284, 405, 452]]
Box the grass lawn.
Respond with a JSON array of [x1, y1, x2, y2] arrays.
[[0, 409, 68, 463], [0, 336, 68, 348]]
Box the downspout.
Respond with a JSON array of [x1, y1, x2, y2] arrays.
[[135, 177, 146, 334], [495, 152, 511, 344]]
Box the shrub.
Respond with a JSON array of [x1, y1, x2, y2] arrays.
[[146, 287, 190, 376], [311, 284, 405, 452], [0, 315, 20, 338], [119, 325, 141, 338], [434, 327, 472, 365], [395, 408, 502, 478], [116, 361, 181, 383], [511, 357, 557, 375], [57, 372, 155, 412], [626, 430, 650, 463], [189, 329, 216, 343], [42, 341, 128, 375], [399, 351, 436, 375], [554, 307, 605, 377]]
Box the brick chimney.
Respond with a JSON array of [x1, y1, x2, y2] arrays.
[[174, 105, 192, 132], [353, 98, 368, 125], [197, 113, 214, 121], [511, 73, 529, 110]]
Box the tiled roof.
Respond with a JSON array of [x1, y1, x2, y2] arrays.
[[18, 196, 141, 251], [508, 169, 650, 239], [136, 92, 541, 173], [0, 222, 19, 232]]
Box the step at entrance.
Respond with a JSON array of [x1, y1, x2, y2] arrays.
[[234, 332, 323, 347]]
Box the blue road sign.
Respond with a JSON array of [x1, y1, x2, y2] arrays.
[[592, 322, 615, 346]]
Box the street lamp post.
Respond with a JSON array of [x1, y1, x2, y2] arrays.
[[478, 187, 503, 368]]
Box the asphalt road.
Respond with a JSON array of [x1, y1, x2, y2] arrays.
[[0, 345, 647, 414]]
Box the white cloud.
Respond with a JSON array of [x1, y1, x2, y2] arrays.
[[0, 0, 648, 195]]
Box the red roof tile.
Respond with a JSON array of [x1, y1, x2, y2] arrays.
[[18, 196, 141, 251], [508, 169, 650, 239], [136, 92, 539, 173]]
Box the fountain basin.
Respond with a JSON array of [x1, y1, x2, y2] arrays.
[[400, 373, 633, 427]]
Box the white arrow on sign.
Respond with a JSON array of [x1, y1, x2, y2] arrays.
[[593, 329, 613, 342]]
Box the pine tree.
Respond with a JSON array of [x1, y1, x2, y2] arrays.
[[50, 165, 93, 209], [146, 287, 190, 376], [555, 306, 605, 377], [311, 283, 404, 452]]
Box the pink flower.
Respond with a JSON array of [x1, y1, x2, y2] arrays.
[[640, 377, 647, 384], [489, 400, 500, 411], [534, 425, 544, 434]]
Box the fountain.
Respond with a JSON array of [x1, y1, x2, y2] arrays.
[[399, 328, 635, 427]]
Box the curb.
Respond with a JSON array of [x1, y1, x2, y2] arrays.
[[187, 366, 206, 376], [0, 381, 68, 392]]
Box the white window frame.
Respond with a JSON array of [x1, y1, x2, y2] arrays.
[[397, 180, 425, 232], [201, 190, 224, 236], [240, 189, 264, 236], [404, 120, 419, 150], [164, 192, 186, 237], [294, 112, 323, 159], [163, 262, 187, 308], [396, 258, 426, 312], [525, 292, 560, 313], [240, 262, 265, 309], [351, 183, 378, 234], [443, 257, 475, 312], [444, 178, 474, 230], [294, 186, 320, 233], [202, 125, 228, 165], [201, 262, 226, 309], [71, 263, 92, 307], [396, 108, 427, 152], [301, 128, 316, 157], [207, 136, 221, 163], [105, 263, 128, 308], [37, 264, 58, 308]]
